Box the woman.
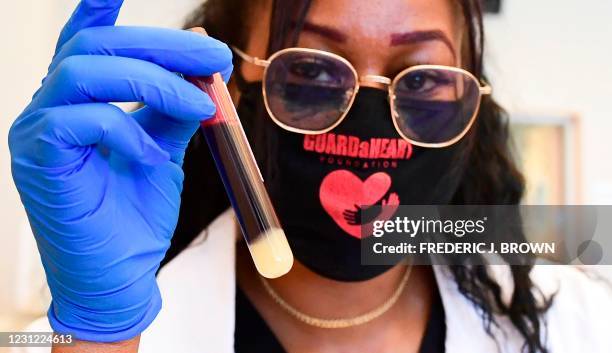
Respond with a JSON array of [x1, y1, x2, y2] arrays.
[[9, 0, 610, 352]]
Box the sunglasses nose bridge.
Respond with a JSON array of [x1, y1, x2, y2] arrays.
[[359, 74, 392, 89]]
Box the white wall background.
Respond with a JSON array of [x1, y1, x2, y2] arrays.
[[0, 0, 611, 330], [484, 0, 612, 204]]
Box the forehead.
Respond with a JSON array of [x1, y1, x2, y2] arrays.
[[304, 0, 463, 46]]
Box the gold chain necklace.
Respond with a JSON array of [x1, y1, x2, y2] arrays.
[[259, 264, 413, 329]]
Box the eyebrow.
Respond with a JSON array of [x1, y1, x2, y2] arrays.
[[300, 22, 455, 58], [301, 21, 348, 42], [390, 30, 456, 57]]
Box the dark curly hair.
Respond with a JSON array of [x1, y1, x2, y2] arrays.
[[163, 1, 554, 352]]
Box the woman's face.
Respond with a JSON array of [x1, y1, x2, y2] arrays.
[[235, 0, 471, 282], [241, 0, 465, 86]]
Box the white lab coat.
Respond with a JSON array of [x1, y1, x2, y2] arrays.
[[19, 209, 612, 352]]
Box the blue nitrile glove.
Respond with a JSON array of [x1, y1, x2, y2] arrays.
[[8, 0, 232, 343]]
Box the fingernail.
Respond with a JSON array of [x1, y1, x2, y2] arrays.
[[188, 27, 208, 36]]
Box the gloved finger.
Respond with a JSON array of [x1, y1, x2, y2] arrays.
[[187, 27, 234, 83], [131, 106, 199, 165], [27, 55, 216, 122], [54, 0, 125, 56], [25, 103, 170, 167], [49, 26, 233, 78]]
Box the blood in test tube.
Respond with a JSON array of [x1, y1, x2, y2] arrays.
[[186, 73, 294, 278]]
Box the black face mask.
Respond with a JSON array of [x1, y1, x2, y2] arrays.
[[238, 82, 469, 281]]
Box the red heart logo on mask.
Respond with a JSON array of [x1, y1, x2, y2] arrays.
[[319, 170, 400, 238]]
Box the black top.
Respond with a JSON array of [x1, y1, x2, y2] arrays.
[[234, 284, 446, 353]]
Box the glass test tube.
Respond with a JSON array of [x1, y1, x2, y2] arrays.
[[186, 73, 294, 278]]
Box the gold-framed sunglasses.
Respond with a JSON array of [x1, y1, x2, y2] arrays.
[[233, 46, 492, 148]]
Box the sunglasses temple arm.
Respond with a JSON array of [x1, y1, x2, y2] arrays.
[[480, 84, 492, 95], [231, 46, 270, 67]]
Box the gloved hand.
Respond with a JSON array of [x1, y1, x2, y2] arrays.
[[8, 0, 232, 343]]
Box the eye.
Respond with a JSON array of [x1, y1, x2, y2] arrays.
[[404, 72, 427, 90], [400, 71, 440, 92], [397, 70, 454, 95], [288, 58, 340, 85]]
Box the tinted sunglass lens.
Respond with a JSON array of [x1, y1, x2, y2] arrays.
[[264, 50, 357, 132], [392, 68, 480, 145]]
